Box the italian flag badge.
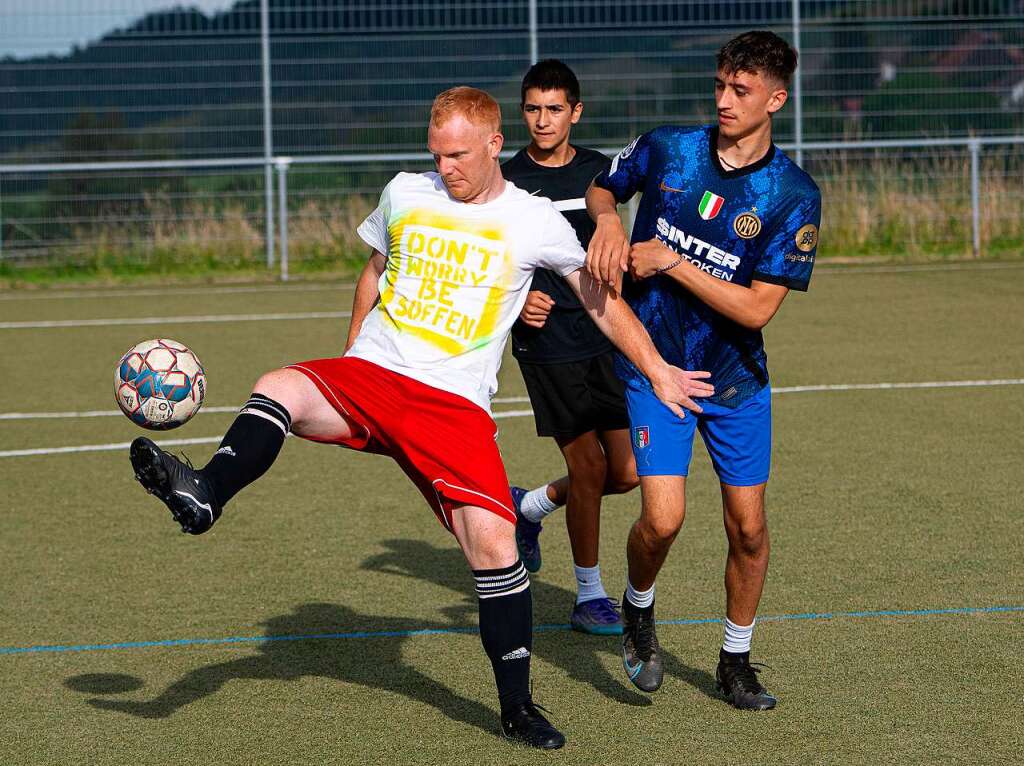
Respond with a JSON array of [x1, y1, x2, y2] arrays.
[[698, 190, 724, 220]]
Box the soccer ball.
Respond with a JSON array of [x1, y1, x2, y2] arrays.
[[114, 339, 206, 430]]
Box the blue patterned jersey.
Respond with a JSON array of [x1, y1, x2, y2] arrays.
[[594, 125, 821, 407]]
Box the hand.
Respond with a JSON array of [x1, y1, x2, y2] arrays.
[[648, 364, 714, 419], [586, 213, 630, 289], [519, 290, 554, 328], [629, 239, 679, 279]]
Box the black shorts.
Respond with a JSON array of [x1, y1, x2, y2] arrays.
[[518, 352, 631, 439]]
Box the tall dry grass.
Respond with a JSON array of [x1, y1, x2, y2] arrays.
[[11, 150, 1024, 275], [54, 193, 376, 274], [816, 149, 1024, 258]]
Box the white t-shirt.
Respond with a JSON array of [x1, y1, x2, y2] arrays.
[[348, 171, 587, 413]]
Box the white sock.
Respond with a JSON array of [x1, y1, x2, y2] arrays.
[[574, 564, 608, 605], [519, 485, 558, 523], [722, 617, 755, 654], [625, 579, 655, 610]]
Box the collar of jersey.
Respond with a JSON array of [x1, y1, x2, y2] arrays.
[[433, 173, 515, 206], [707, 126, 776, 180], [518, 144, 581, 171]]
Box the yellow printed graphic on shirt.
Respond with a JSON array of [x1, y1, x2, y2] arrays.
[[378, 208, 513, 355]]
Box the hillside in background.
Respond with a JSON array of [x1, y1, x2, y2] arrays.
[[0, 0, 1022, 163]]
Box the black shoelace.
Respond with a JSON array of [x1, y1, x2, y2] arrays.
[[723, 661, 770, 694], [525, 701, 552, 718], [631, 615, 659, 661]]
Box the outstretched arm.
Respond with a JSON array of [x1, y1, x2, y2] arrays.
[[563, 267, 713, 418], [629, 239, 789, 330], [344, 250, 387, 352]]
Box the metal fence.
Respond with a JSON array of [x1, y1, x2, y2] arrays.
[[1, 1, 1023, 273]]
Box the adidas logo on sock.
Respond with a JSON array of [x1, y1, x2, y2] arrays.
[[501, 647, 531, 661], [215, 445, 237, 457]]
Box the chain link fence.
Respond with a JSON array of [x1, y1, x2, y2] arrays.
[[1, 1, 1022, 273]]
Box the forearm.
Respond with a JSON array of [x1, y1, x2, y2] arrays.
[[345, 253, 386, 350], [586, 182, 620, 225], [570, 270, 667, 380], [667, 263, 771, 329]]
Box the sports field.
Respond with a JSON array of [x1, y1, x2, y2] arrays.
[[1, 263, 1022, 765]]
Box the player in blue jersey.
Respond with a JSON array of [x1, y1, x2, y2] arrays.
[[585, 31, 821, 709]]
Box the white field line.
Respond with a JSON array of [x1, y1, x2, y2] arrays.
[[0, 260, 1021, 305], [0, 283, 356, 302], [1, 437, 223, 458], [0, 311, 351, 329], [1, 379, 1020, 459], [492, 409, 535, 419], [0, 419, 542, 459], [0, 397, 532, 421], [814, 261, 1024, 275], [774, 378, 1024, 393]]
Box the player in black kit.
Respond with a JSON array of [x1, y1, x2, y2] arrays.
[[504, 60, 638, 635]]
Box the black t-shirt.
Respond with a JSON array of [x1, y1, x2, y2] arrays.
[[503, 145, 612, 364]]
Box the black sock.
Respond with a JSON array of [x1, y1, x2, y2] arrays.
[[474, 561, 532, 713], [201, 393, 291, 506]]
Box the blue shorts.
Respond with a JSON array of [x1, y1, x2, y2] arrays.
[[625, 383, 771, 486]]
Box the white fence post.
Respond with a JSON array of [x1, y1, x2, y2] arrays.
[[969, 140, 981, 258], [529, 0, 538, 64], [276, 158, 291, 281]]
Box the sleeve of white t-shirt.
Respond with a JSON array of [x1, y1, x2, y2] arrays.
[[535, 203, 587, 276], [356, 176, 396, 255]]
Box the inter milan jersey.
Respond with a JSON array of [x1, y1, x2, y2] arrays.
[[503, 146, 612, 364], [594, 125, 821, 407]]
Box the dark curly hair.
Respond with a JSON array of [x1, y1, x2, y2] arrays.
[[717, 31, 798, 86]]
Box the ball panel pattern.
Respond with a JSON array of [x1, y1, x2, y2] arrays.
[[114, 339, 206, 430]]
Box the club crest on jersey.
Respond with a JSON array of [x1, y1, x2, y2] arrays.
[[698, 191, 724, 220], [634, 426, 651, 449], [733, 209, 762, 239]]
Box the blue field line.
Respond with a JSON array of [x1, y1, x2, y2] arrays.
[[1, 604, 1021, 657]]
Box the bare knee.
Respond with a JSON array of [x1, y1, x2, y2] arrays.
[[636, 514, 682, 550], [566, 450, 607, 496], [252, 368, 306, 409], [727, 516, 768, 558], [252, 368, 349, 439], [605, 471, 639, 495], [454, 508, 519, 570]]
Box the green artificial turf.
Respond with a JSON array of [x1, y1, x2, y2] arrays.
[[0, 264, 1021, 764]]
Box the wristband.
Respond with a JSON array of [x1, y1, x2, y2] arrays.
[[654, 255, 684, 274]]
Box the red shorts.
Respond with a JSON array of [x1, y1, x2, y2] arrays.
[[287, 356, 515, 532]]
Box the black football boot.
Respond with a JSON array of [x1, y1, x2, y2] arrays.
[[130, 437, 221, 535]]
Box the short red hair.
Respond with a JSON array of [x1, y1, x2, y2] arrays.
[[430, 86, 502, 133]]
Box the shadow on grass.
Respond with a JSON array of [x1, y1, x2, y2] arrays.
[[65, 602, 497, 736], [361, 538, 717, 705], [66, 541, 719, 727]]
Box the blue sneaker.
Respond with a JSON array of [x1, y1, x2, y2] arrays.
[[511, 486, 542, 573], [570, 597, 624, 636]]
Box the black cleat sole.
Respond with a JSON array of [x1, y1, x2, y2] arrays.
[[130, 438, 181, 528], [500, 702, 566, 750], [129, 437, 212, 535], [501, 730, 566, 750]]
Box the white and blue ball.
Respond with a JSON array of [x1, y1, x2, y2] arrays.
[[114, 339, 206, 429]]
